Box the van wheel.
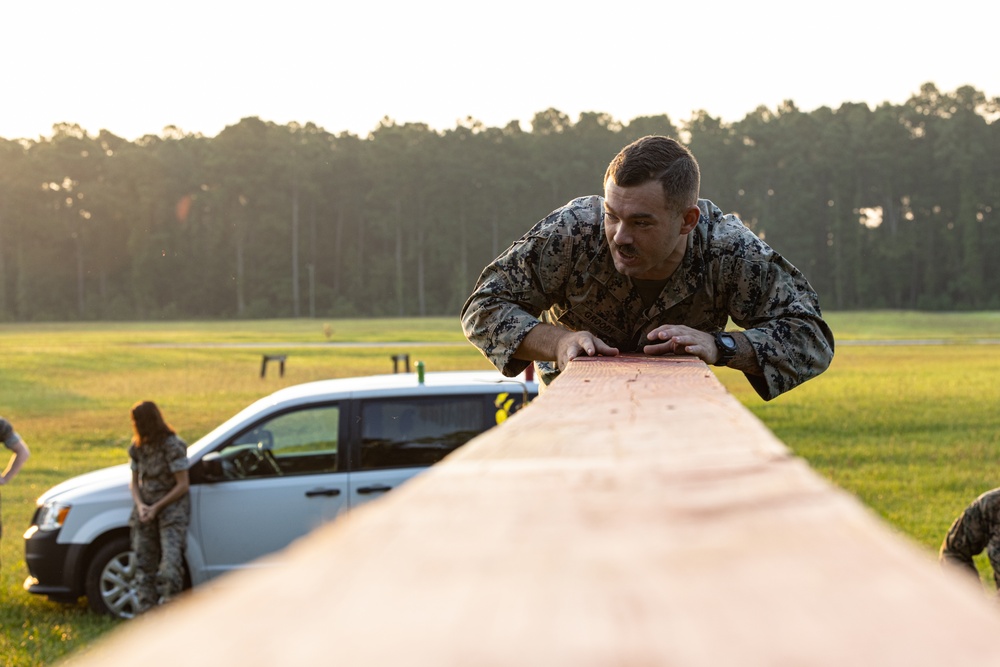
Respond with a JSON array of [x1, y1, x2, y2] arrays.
[[85, 537, 141, 619]]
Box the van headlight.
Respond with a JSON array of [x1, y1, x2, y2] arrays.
[[35, 501, 71, 531]]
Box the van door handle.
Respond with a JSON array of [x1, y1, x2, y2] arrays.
[[356, 485, 392, 495], [305, 488, 341, 497]]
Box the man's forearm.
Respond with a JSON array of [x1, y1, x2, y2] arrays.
[[1, 442, 29, 482], [512, 323, 565, 362], [514, 323, 619, 372]]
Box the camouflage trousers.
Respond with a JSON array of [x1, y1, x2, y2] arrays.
[[130, 494, 190, 611]]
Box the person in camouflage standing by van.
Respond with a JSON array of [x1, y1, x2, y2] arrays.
[[940, 488, 1000, 597], [462, 135, 834, 400], [128, 401, 190, 612], [1, 416, 30, 548]]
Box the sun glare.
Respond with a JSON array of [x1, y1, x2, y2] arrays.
[[858, 207, 883, 229]]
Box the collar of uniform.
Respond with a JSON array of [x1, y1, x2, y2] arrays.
[[651, 229, 705, 313], [587, 219, 707, 315]]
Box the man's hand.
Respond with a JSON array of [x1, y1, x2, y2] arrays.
[[555, 331, 619, 370], [644, 325, 719, 364], [515, 323, 619, 370]]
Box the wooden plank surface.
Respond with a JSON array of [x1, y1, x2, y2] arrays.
[[65, 355, 1000, 666]]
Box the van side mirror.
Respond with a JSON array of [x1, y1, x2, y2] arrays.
[[192, 452, 225, 483]]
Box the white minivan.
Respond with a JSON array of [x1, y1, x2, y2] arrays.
[[24, 370, 536, 618]]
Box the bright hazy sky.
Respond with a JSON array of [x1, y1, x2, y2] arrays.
[[2, 0, 996, 141]]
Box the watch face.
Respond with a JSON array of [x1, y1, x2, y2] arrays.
[[720, 334, 737, 352]]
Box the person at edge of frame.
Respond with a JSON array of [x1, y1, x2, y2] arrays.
[[1, 416, 31, 550], [940, 487, 1000, 600], [461, 134, 835, 401]]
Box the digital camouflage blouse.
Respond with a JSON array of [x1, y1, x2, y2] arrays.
[[940, 487, 1000, 593], [128, 434, 189, 505], [462, 196, 834, 400]]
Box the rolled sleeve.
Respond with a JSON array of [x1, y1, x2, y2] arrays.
[[729, 254, 835, 401], [0, 418, 19, 450], [462, 211, 580, 376], [461, 273, 541, 376], [166, 437, 190, 473]]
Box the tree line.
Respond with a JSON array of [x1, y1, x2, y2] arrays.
[[0, 82, 997, 321]]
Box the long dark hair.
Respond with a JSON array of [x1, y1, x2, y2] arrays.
[[130, 401, 175, 447]]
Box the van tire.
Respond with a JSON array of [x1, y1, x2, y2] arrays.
[[85, 537, 141, 619]]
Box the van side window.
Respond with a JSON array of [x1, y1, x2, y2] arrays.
[[216, 404, 340, 479], [359, 395, 489, 470]]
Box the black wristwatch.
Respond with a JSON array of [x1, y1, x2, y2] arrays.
[[713, 332, 738, 367]]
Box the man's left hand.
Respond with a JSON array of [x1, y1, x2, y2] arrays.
[[643, 325, 718, 364]]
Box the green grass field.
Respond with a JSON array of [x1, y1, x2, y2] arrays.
[[2, 312, 999, 665]]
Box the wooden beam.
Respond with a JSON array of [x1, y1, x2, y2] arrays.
[[70, 355, 1000, 666]]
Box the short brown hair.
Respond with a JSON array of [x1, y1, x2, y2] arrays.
[[604, 135, 700, 212]]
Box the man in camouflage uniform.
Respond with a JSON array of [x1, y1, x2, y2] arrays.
[[129, 428, 190, 611], [461, 135, 834, 400], [940, 488, 1000, 596]]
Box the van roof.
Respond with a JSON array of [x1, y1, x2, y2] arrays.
[[267, 369, 535, 403]]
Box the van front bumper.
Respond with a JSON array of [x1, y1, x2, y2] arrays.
[[23, 524, 84, 603]]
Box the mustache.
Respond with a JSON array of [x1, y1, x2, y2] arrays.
[[614, 242, 638, 258]]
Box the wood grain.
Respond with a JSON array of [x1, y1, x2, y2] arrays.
[[67, 355, 1000, 666]]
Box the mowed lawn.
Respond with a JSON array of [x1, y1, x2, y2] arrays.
[[2, 312, 1000, 665]]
